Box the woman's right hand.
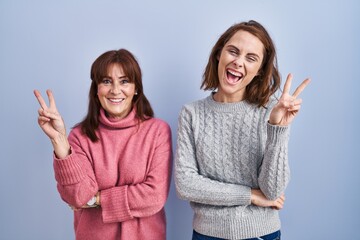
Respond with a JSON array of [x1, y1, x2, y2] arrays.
[[34, 89, 70, 158], [251, 189, 285, 210], [34, 89, 66, 139]]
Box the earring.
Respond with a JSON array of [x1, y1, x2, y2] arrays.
[[135, 92, 138, 95]]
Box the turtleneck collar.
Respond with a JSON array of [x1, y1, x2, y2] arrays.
[[99, 107, 138, 129]]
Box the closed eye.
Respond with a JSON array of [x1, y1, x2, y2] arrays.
[[247, 56, 257, 62], [227, 47, 239, 57], [246, 53, 260, 62]]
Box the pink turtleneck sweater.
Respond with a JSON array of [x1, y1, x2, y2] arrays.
[[53, 108, 172, 240]]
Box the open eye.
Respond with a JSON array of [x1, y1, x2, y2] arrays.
[[120, 79, 130, 84], [102, 78, 111, 84]]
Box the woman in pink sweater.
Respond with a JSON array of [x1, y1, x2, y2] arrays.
[[34, 49, 172, 240]]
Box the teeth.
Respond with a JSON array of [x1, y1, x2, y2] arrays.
[[109, 98, 124, 103], [228, 70, 242, 77]]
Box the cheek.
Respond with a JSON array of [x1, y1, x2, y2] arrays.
[[255, 60, 263, 72], [219, 52, 229, 64], [97, 85, 107, 96], [218, 56, 226, 71], [250, 64, 262, 75], [124, 85, 136, 96]]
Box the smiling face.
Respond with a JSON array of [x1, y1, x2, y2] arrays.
[[97, 63, 136, 119], [215, 30, 264, 103]]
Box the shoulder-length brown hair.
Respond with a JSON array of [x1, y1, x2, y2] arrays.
[[201, 20, 281, 107], [77, 49, 154, 142]]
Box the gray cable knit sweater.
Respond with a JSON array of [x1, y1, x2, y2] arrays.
[[175, 94, 290, 239]]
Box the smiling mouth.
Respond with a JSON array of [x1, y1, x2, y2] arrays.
[[226, 69, 243, 84], [108, 98, 124, 104]]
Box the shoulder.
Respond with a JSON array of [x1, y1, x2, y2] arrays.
[[67, 125, 90, 145], [255, 96, 278, 123], [254, 96, 278, 114], [148, 117, 170, 128], [183, 97, 207, 109], [68, 125, 83, 138], [179, 97, 208, 117], [140, 118, 172, 145], [142, 117, 171, 134]]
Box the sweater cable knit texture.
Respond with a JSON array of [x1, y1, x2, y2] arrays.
[[175, 94, 290, 239]]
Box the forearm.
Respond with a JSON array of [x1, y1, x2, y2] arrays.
[[177, 178, 251, 206], [54, 153, 99, 207], [175, 159, 251, 206], [258, 124, 290, 200], [101, 176, 170, 223]]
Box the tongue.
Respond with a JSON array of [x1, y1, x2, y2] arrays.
[[227, 72, 240, 84]]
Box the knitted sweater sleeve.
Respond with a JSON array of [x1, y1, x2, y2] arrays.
[[100, 122, 172, 223], [53, 130, 99, 208], [175, 106, 251, 206], [257, 104, 291, 201]]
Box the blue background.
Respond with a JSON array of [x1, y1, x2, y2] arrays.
[[1, 0, 359, 239]]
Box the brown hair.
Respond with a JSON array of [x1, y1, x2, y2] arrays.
[[201, 20, 281, 107], [77, 49, 154, 142]]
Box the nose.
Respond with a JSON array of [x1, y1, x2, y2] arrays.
[[233, 56, 244, 68], [110, 82, 122, 94]]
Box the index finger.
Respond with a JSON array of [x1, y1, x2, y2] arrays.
[[33, 89, 48, 110], [283, 73, 293, 95], [292, 78, 311, 98]]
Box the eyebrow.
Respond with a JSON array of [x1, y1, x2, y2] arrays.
[[103, 75, 127, 79]]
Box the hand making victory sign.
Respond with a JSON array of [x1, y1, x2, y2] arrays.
[[269, 74, 311, 126], [34, 89, 70, 159]]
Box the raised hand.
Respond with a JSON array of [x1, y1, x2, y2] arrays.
[[269, 74, 310, 126], [34, 89, 66, 138], [34, 89, 70, 158]]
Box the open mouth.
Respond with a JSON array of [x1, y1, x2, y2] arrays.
[[226, 69, 243, 84], [108, 98, 124, 104]]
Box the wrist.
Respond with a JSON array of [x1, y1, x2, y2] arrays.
[[51, 133, 71, 159], [86, 192, 100, 208], [268, 120, 277, 125], [96, 191, 101, 206], [250, 189, 261, 204]]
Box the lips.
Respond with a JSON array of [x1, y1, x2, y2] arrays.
[[226, 69, 243, 85], [108, 98, 124, 104]]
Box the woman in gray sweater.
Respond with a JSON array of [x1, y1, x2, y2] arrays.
[[175, 20, 310, 240]]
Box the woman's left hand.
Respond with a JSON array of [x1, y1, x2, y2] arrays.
[[269, 73, 310, 126], [68, 192, 101, 211], [69, 204, 96, 211]]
